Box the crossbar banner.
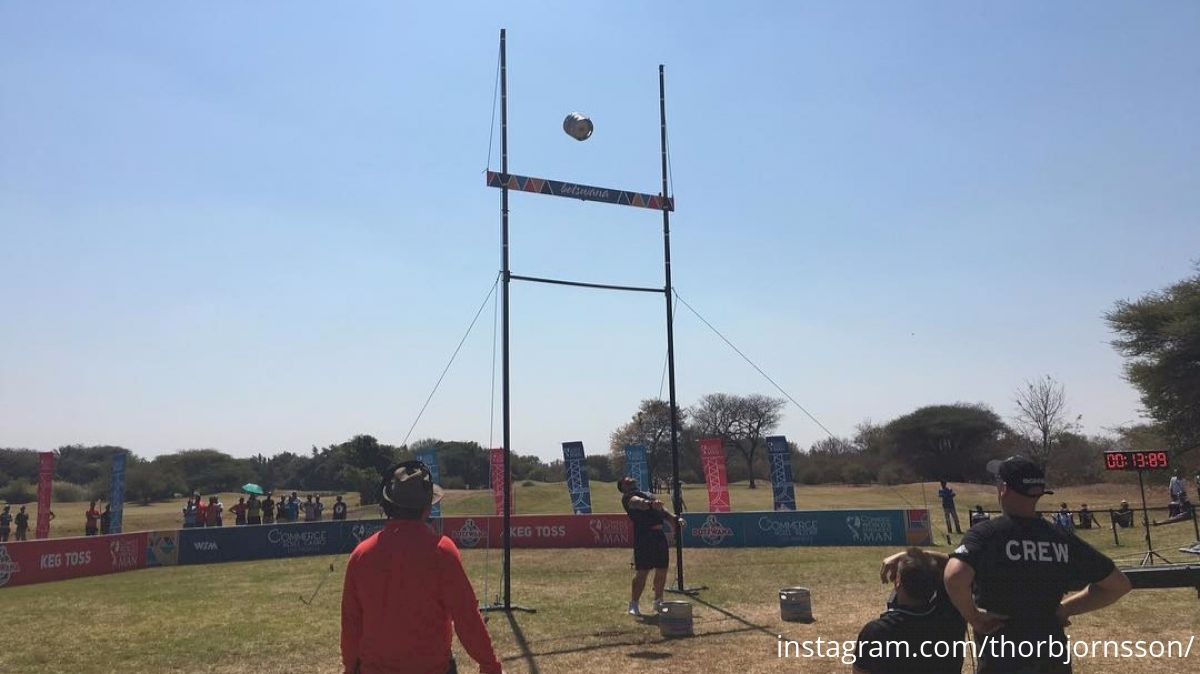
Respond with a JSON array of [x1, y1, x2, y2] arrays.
[[36, 452, 55, 539], [486, 171, 674, 212], [698, 438, 732, 512], [414, 448, 442, 518], [623, 444, 651, 493], [489, 447, 511, 516], [561, 441, 593, 514], [766, 435, 796, 511]]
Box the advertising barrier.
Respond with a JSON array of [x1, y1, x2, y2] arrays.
[[177, 521, 345, 565], [679, 509, 932, 548], [0, 532, 147, 589], [146, 530, 180, 567]]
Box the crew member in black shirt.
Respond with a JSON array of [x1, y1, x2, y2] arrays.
[[854, 547, 966, 674], [945, 455, 1131, 673], [332, 495, 348, 520], [618, 476, 684, 617]]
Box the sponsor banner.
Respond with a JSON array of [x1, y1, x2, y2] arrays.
[[678, 510, 912, 548], [562, 442, 593, 515], [178, 521, 344, 565], [489, 447, 511, 516], [146, 530, 179, 567], [109, 452, 127, 534], [765, 435, 796, 511], [905, 509, 933, 546], [0, 533, 148, 589], [698, 438, 731, 512], [414, 448, 442, 518], [623, 444, 650, 493], [485, 170, 674, 212], [440, 514, 633, 550], [36, 452, 55, 539]]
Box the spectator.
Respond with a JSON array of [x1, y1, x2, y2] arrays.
[[261, 494, 275, 525], [1052, 502, 1075, 534], [1113, 500, 1134, 528], [13, 505, 30, 541], [182, 497, 198, 528], [937, 480, 962, 535], [196, 496, 209, 529], [1078, 504, 1096, 529], [247, 494, 262, 525], [1169, 468, 1187, 504], [341, 461, 501, 674], [278, 495, 290, 523], [206, 496, 223, 527], [100, 503, 112, 535], [969, 505, 990, 527], [314, 495, 325, 521], [0, 505, 11, 542], [84, 501, 101, 536], [231, 497, 247, 526], [332, 495, 348, 521], [287, 492, 300, 522], [302, 495, 316, 522], [855, 548, 966, 674]]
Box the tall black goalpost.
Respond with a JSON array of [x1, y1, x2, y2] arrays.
[[481, 29, 700, 614]]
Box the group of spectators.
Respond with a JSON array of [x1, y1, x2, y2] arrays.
[[183, 492, 349, 528], [0, 504, 33, 541]]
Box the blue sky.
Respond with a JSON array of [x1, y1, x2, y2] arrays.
[[2, 2, 1197, 462]]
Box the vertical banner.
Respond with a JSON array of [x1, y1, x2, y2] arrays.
[[36, 452, 55, 539], [489, 447, 511, 516], [414, 448, 442, 518], [561, 441, 593, 514], [623, 444, 651, 493], [698, 438, 732, 512], [109, 452, 127, 533], [765, 435, 797, 511]]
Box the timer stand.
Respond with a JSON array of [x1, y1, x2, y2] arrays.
[[1136, 470, 1171, 566]]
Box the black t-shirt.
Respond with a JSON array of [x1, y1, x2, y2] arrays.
[[14, 512, 28, 529], [0, 512, 10, 529], [855, 591, 966, 674], [621, 490, 670, 539], [333, 502, 347, 518], [952, 514, 1115, 669]]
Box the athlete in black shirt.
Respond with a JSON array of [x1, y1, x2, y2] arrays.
[[618, 476, 683, 617], [945, 455, 1130, 673], [854, 547, 966, 674]]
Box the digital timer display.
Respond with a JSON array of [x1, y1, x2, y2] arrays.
[[1103, 450, 1170, 471]]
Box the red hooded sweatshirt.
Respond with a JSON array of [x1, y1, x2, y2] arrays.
[[341, 519, 501, 674]]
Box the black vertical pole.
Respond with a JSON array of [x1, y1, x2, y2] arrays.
[[1138, 470, 1155, 565], [500, 28, 513, 609], [659, 65, 686, 593]]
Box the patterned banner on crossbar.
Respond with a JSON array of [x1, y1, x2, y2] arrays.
[[486, 171, 674, 212]]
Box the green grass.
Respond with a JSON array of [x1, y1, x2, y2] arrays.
[[2, 484, 1197, 673]]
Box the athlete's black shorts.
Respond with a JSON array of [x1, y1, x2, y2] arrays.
[[633, 533, 669, 570]]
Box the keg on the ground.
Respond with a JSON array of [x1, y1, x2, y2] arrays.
[[779, 587, 814, 622], [658, 600, 694, 638]]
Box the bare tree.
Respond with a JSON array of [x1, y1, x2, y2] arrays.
[[691, 393, 785, 488], [1013, 375, 1080, 467], [609, 399, 687, 481]]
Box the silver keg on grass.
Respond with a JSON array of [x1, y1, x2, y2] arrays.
[[779, 587, 814, 622], [657, 600, 694, 638]]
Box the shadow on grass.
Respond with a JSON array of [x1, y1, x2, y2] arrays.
[[504, 613, 541, 674], [691, 596, 783, 635], [627, 650, 672, 660], [499, 623, 767, 665]]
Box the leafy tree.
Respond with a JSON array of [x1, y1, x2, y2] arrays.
[[884, 404, 1007, 481], [608, 399, 687, 480], [1107, 267, 1200, 454]]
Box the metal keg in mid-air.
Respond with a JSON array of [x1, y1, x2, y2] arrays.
[[562, 112, 593, 141]]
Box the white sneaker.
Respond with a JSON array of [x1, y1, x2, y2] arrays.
[[628, 601, 641, 616]]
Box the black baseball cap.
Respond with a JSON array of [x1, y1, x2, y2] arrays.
[[987, 455, 1053, 496]]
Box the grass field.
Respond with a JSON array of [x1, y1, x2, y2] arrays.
[[3, 483, 1198, 673]]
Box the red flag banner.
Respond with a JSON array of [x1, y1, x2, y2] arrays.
[[36, 452, 55, 539], [698, 439, 731, 512], [489, 447, 512, 516]]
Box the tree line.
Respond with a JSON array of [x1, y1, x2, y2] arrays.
[[2, 266, 1197, 504]]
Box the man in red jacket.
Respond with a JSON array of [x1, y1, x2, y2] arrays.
[[341, 461, 502, 674]]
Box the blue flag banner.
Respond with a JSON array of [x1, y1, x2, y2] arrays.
[[623, 444, 650, 493], [562, 441, 593, 514], [766, 435, 796, 511], [415, 448, 442, 518], [109, 452, 127, 534]]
